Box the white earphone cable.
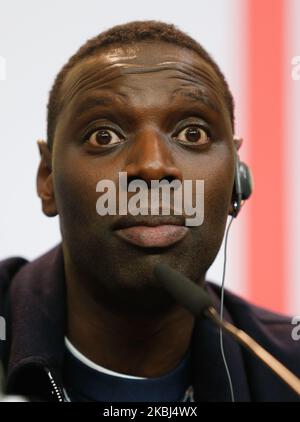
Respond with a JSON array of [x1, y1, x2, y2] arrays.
[[219, 215, 235, 402]]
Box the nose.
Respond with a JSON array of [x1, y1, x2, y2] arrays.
[[124, 127, 183, 186]]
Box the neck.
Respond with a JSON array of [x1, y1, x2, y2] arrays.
[[66, 274, 195, 378]]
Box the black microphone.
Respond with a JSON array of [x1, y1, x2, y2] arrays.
[[154, 263, 300, 397]]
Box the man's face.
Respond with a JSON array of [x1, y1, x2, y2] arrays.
[[42, 41, 236, 313]]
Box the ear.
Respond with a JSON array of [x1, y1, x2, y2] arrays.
[[36, 140, 58, 217], [228, 137, 243, 217], [233, 136, 243, 151]]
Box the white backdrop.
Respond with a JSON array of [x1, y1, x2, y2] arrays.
[[0, 0, 252, 302]]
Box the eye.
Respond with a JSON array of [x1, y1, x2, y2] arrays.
[[85, 128, 124, 147], [174, 125, 210, 146]]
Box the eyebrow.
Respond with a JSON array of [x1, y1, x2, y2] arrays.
[[73, 88, 221, 117], [171, 88, 221, 114], [74, 93, 128, 116]]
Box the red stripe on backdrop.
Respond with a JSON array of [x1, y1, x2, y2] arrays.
[[246, 0, 286, 312]]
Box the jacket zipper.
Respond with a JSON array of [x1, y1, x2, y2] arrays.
[[46, 369, 65, 402]]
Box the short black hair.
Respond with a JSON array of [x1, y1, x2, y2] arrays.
[[47, 20, 235, 149]]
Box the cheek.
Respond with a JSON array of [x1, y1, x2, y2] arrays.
[[205, 167, 233, 219], [55, 169, 94, 217], [183, 152, 234, 219], [52, 152, 110, 231], [203, 157, 235, 250], [184, 152, 234, 247]]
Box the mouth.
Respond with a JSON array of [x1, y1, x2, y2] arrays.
[[112, 215, 188, 248]]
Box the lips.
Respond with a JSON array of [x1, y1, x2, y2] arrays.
[[113, 215, 188, 248]]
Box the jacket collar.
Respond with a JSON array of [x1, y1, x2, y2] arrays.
[[5, 245, 251, 401]]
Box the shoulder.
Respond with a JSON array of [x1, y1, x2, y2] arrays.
[[207, 281, 294, 327], [0, 245, 62, 305], [207, 282, 300, 376], [0, 257, 28, 297]]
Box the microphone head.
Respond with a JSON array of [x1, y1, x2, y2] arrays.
[[154, 263, 214, 318]]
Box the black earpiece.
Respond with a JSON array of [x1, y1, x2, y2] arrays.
[[231, 150, 253, 217]]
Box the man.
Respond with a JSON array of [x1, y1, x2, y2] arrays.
[[0, 20, 299, 402]]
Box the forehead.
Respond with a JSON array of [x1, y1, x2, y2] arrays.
[[60, 42, 226, 115]]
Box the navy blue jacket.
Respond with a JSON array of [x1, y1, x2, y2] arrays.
[[0, 245, 299, 402]]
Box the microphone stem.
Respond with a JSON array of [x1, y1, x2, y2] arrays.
[[205, 307, 300, 397]]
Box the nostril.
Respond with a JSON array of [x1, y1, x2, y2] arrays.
[[159, 175, 177, 184], [126, 174, 180, 190], [127, 175, 178, 185]]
